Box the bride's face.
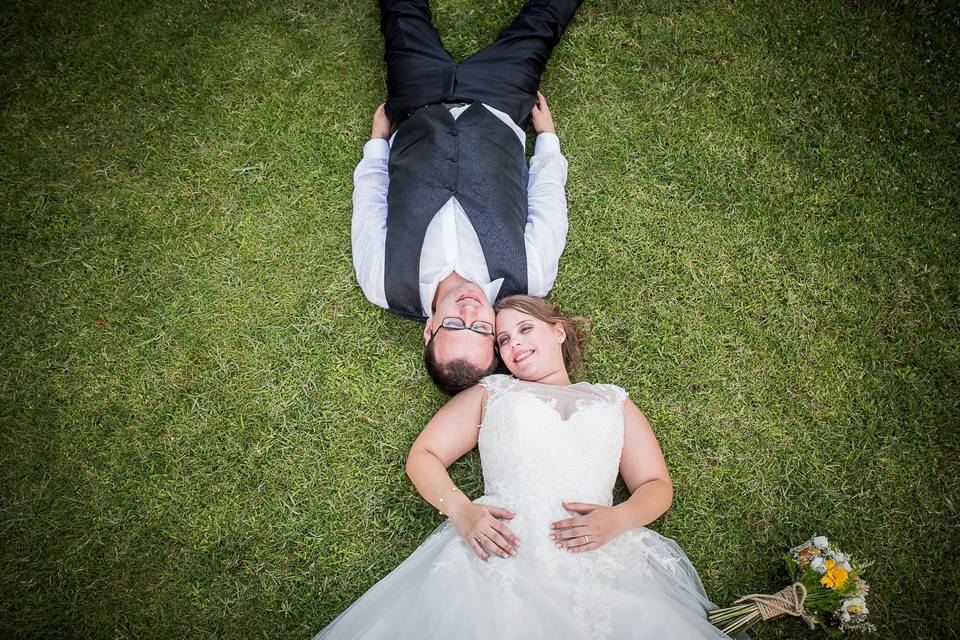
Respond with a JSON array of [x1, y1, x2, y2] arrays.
[[495, 308, 566, 381]]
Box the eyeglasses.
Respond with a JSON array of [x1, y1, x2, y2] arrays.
[[430, 316, 495, 338]]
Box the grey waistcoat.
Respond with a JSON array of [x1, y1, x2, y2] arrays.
[[384, 102, 528, 321]]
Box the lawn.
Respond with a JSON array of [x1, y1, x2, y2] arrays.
[[1, 0, 958, 638]]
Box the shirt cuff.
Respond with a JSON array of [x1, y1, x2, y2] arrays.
[[363, 138, 391, 160], [534, 132, 561, 156]]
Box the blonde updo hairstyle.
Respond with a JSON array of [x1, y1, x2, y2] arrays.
[[494, 295, 591, 374]]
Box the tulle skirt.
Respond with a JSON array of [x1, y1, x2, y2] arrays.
[[314, 515, 740, 640]]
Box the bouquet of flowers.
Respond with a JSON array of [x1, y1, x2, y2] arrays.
[[709, 535, 874, 637]]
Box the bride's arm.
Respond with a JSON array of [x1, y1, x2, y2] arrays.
[[614, 398, 674, 527], [406, 385, 521, 560], [406, 385, 485, 512], [551, 398, 673, 552]]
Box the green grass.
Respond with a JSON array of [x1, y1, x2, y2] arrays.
[[2, 0, 958, 637]]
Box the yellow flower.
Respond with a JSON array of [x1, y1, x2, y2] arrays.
[[820, 559, 849, 589]]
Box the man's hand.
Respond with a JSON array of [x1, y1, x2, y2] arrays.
[[530, 91, 555, 134], [448, 501, 520, 561], [371, 103, 392, 140]]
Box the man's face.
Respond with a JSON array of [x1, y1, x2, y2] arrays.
[[423, 282, 497, 369]]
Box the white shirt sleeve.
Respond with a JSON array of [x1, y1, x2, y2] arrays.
[[524, 132, 569, 296], [351, 138, 391, 309]]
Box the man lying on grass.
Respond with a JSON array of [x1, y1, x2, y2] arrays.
[[351, 0, 581, 394]]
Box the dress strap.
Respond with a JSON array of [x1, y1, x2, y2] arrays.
[[593, 383, 629, 407], [479, 374, 517, 399]]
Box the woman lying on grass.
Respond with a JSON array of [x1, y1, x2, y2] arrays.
[[315, 295, 743, 639]]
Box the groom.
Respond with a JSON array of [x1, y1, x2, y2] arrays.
[[352, 0, 582, 394]]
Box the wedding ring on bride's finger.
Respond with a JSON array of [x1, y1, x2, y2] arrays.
[[583, 535, 589, 545]]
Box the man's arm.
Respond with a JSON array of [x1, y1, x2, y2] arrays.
[[351, 104, 393, 309], [525, 91, 569, 296]]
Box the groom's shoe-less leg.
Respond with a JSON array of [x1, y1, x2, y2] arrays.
[[380, 0, 457, 125], [454, 0, 583, 127]]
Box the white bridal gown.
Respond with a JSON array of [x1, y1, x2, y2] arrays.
[[315, 375, 736, 639]]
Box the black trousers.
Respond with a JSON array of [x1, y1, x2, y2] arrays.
[[379, 0, 582, 129]]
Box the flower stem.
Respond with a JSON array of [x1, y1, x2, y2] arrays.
[[722, 609, 761, 637], [709, 604, 754, 623]]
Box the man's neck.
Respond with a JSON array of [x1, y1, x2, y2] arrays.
[[432, 271, 472, 313]]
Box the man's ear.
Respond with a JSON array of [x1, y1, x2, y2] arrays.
[[423, 320, 432, 346]]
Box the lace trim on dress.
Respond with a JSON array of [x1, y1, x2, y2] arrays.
[[480, 376, 628, 421], [479, 373, 517, 399]]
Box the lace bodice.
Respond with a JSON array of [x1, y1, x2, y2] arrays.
[[477, 375, 628, 524]]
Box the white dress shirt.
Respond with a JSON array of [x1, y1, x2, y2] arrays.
[[351, 103, 569, 318]]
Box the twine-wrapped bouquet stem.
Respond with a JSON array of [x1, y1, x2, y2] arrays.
[[709, 583, 817, 637]]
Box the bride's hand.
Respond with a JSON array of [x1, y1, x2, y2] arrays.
[[448, 502, 520, 561], [549, 502, 626, 553]]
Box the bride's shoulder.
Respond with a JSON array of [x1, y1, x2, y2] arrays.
[[582, 381, 630, 405], [478, 373, 518, 397]]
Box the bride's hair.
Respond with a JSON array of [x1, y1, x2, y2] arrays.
[[494, 295, 591, 372]]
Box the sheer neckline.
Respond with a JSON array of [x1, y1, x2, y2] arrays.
[[481, 375, 626, 421]]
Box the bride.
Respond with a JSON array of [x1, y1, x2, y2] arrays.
[[315, 296, 740, 639]]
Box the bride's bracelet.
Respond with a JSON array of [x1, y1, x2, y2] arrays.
[[438, 486, 461, 516]]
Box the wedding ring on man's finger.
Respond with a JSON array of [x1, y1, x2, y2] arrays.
[[582, 535, 589, 544]]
